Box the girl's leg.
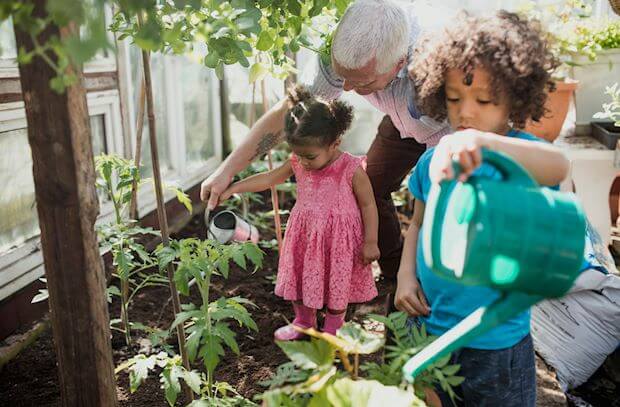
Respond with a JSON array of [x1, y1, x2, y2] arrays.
[[323, 308, 347, 335], [274, 301, 317, 341]]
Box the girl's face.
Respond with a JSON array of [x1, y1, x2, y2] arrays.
[[445, 67, 511, 135], [291, 140, 341, 171]]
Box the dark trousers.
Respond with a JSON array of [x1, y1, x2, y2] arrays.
[[436, 334, 537, 407], [366, 115, 427, 282]]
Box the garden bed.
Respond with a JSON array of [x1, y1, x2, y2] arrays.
[[0, 207, 601, 407]]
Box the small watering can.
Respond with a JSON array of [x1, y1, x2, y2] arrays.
[[403, 149, 586, 380], [205, 209, 259, 244]]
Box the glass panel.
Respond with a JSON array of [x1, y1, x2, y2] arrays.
[[90, 114, 107, 156], [0, 19, 17, 60], [179, 56, 216, 169], [0, 127, 39, 253], [129, 46, 171, 178]]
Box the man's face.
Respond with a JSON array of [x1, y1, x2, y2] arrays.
[[333, 57, 404, 95]]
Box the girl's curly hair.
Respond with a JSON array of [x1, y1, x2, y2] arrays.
[[409, 10, 559, 129], [284, 85, 353, 147]]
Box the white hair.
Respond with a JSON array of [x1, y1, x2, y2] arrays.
[[332, 0, 410, 74]]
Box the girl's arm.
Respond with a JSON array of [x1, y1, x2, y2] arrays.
[[220, 160, 294, 202], [430, 129, 570, 186], [352, 167, 380, 265], [395, 199, 431, 316]]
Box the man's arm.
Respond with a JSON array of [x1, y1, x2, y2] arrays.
[[200, 98, 289, 209]]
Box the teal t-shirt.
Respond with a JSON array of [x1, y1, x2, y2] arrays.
[[409, 129, 551, 349]]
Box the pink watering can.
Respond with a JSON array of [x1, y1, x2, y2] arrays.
[[205, 209, 259, 244]]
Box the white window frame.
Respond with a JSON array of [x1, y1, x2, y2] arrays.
[[0, 6, 116, 79], [0, 90, 124, 301]]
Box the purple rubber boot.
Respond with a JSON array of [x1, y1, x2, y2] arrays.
[[274, 303, 316, 341]]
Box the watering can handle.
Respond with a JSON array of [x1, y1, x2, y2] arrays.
[[452, 148, 538, 188]]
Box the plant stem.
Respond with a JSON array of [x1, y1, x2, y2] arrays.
[[198, 271, 214, 398]]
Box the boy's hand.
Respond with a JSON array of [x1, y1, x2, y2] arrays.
[[361, 242, 380, 265], [429, 129, 491, 184], [395, 271, 430, 316]]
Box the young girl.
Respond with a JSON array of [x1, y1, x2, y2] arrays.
[[398, 11, 574, 406], [220, 86, 379, 340]]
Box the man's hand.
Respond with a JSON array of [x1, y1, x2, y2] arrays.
[[394, 271, 431, 316], [361, 241, 380, 265], [200, 171, 233, 210]]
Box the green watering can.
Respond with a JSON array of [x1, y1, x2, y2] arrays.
[[403, 149, 586, 381]]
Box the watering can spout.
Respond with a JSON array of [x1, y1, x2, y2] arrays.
[[403, 292, 541, 381]]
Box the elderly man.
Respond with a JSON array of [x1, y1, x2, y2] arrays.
[[201, 0, 453, 283]]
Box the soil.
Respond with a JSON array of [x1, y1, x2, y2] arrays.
[[0, 197, 613, 406]]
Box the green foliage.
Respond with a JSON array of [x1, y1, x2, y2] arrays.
[[117, 352, 258, 406], [157, 237, 264, 399], [593, 82, 620, 127], [3, 0, 112, 92], [3, 0, 352, 92], [362, 312, 463, 404], [519, 0, 620, 77], [258, 321, 424, 407]]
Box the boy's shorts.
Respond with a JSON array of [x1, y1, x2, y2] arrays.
[[435, 334, 536, 407]]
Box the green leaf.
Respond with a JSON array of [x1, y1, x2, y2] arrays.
[[335, 0, 349, 15], [161, 365, 182, 406], [243, 243, 264, 268], [204, 51, 220, 69], [181, 369, 203, 394], [128, 355, 157, 393], [447, 375, 465, 386], [213, 321, 239, 354], [249, 62, 269, 83], [231, 248, 247, 270], [336, 322, 384, 354], [157, 246, 177, 270], [442, 364, 461, 376], [170, 310, 201, 330], [174, 188, 193, 213], [186, 327, 204, 363], [256, 31, 274, 51], [276, 338, 335, 370]]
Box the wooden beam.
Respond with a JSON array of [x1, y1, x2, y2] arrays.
[[13, 1, 117, 405]]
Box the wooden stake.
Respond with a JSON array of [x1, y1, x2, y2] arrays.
[[13, 2, 117, 405], [260, 79, 283, 249], [129, 78, 146, 220], [137, 13, 193, 402]]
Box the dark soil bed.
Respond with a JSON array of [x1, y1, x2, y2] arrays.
[[0, 201, 610, 406]]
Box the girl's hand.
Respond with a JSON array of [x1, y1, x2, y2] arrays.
[[429, 129, 491, 184], [395, 271, 430, 316], [362, 241, 380, 264], [218, 185, 236, 203]]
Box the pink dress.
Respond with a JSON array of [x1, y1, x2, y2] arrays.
[[275, 152, 378, 310]]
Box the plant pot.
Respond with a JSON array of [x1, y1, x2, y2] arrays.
[[523, 80, 579, 142], [591, 121, 620, 149], [423, 387, 442, 407], [571, 49, 620, 127]]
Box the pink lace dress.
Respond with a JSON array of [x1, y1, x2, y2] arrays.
[[275, 152, 378, 310]]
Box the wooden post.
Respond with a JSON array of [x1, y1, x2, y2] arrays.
[[137, 14, 193, 401], [219, 69, 233, 156], [13, 1, 117, 405], [260, 79, 284, 249]]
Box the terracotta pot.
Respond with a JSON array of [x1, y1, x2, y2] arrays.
[[523, 80, 579, 142], [423, 387, 442, 407]]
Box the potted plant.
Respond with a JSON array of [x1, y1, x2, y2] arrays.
[[592, 82, 620, 149], [520, 1, 620, 141]]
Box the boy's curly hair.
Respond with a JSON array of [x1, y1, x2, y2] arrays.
[[284, 85, 353, 147], [409, 11, 559, 129]]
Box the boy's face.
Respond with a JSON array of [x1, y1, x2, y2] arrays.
[[444, 67, 511, 135], [291, 141, 340, 171]]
